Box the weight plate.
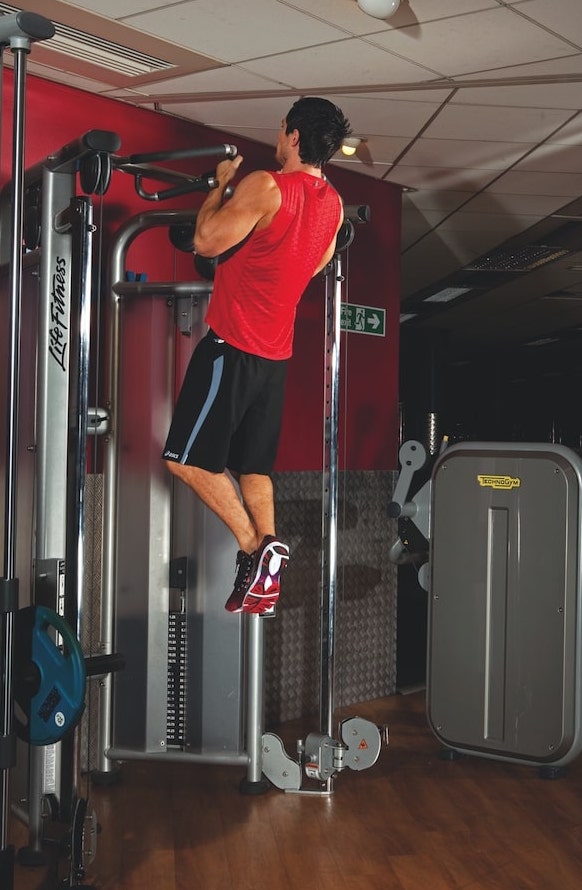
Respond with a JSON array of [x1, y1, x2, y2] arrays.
[[14, 605, 86, 746]]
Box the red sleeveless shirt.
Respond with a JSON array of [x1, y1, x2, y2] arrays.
[[205, 170, 341, 360]]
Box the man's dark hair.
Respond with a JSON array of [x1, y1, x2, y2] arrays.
[[285, 97, 352, 167]]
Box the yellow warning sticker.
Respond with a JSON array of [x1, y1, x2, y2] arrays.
[[477, 474, 521, 490]]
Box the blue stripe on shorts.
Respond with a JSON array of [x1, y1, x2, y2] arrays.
[[180, 354, 224, 464]]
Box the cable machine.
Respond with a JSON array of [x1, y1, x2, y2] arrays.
[[0, 13, 56, 888], [1, 25, 388, 877], [94, 203, 386, 796], [0, 19, 244, 879]]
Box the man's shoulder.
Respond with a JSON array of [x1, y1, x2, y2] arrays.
[[241, 169, 278, 188]]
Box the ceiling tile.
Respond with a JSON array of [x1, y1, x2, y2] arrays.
[[515, 0, 582, 46], [160, 97, 287, 131], [547, 114, 582, 145], [388, 164, 500, 192], [367, 7, 575, 77], [437, 212, 544, 236], [515, 143, 582, 174], [143, 66, 287, 96], [328, 159, 394, 180], [401, 234, 472, 290], [239, 39, 436, 89], [401, 208, 452, 250], [64, 0, 165, 13], [283, 0, 500, 35], [422, 103, 573, 142], [126, 0, 348, 63], [400, 137, 534, 170], [321, 96, 449, 139], [464, 193, 570, 216], [485, 169, 582, 197], [404, 190, 473, 213], [451, 80, 582, 110]]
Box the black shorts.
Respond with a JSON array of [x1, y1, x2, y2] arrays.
[[162, 329, 288, 474]]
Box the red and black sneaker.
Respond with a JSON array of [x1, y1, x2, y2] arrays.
[[224, 550, 256, 613], [224, 536, 290, 615]]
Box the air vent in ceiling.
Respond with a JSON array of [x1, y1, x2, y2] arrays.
[[465, 244, 571, 273], [0, 4, 174, 77]]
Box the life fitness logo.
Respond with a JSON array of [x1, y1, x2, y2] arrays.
[[477, 474, 521, 490]]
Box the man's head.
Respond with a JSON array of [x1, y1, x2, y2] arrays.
[[281, 97, 352, 168]]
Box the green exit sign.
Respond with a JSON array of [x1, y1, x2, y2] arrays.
[[340, 303, 386, 337]]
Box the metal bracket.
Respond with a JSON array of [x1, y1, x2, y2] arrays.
[[0, 578, 18, 614], [262, 718, 385, 792], [176, 294, 199, 336], [88, 407, 110, 435]]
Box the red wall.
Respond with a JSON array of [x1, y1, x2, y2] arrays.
[[1, 70, 401, 471]]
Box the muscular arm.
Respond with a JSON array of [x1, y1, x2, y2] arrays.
[[312, 196, 344, 277], [194, 157, 281, 257]]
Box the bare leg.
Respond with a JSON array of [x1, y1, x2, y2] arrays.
[[238, 474, 276, 543], [165, 460, 259, 553]]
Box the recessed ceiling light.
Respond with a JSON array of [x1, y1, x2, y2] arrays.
[[424, 287, 471, 304]]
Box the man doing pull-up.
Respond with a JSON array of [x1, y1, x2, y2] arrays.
[[163, 96, 351, 615]]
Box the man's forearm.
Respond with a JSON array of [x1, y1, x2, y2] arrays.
[[194, 184, 228, 254]]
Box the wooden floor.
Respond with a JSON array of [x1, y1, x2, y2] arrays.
[[10, 691, 582, 890]]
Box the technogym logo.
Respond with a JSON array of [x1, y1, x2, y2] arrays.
[[477, 474, 521, 490]]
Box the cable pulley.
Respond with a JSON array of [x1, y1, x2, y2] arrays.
[[79, 151, 113, 196]]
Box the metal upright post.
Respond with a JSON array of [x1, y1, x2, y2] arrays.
[[0, 11, 55, 886], [242, 614, 269, 793], [320, 255, 343, 768]]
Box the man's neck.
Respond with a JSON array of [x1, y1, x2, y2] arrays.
[[280, 158, 323, 177]]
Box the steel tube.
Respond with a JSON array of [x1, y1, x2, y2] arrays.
[[1, 43, 28, 854], [245, 615, 265, 784], [319, 255, 342, 741]]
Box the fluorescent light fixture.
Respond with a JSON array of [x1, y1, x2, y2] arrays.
[[525, 337, 560, 347], [400, 313, 418, 323], [424, 287, 471, 304]]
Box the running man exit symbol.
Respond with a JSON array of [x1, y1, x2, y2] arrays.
[[341, 303, 386, 337]]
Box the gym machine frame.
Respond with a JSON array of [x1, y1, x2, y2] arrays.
[[95, 205, 264, 786], [0, 12, 55, 888], [95, 204, 385, 794], [0, 60, 240, 886]]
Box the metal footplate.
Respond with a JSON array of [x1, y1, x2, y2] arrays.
[[262, 717, 384, 792]]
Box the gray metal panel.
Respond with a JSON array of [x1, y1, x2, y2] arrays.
[[428, 442, 582, 765], [113, 295, 175, 752], [112, 295, 244, 756], [172, 482, 244, 753], [265, 470, 398, 725], [35, 168, 75, 563]]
